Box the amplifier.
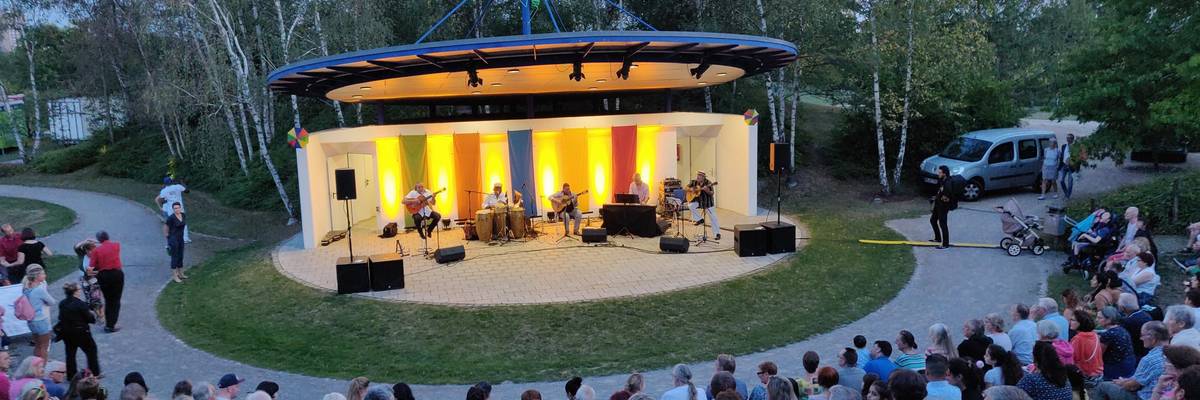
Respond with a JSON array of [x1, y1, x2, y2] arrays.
[[761, 221, 797, 254], [659, 236, 690, 253], [582, 227, 608, 243], [734, 224, 769, 257], [434, 245, 466, 264], [335, 256, 370, 294], [368, 253, 405, 291]]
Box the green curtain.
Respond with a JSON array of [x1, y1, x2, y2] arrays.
[[400, 135, 428, 227]]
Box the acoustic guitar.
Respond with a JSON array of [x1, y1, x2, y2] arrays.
[[551, 190, 589, 213], [403, 188, 446, 213], [685, 181, 717, 202]]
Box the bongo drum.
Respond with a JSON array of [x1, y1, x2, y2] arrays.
[[475, 210, 494, 242], [507, 207, 527, 238]]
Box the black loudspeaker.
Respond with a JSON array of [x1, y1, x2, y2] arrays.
[[582, 227, 607, 243], [734, 224, 769, 257], [770, 143, 792, 173], [335, 168, 357, 200], [659, 236, 690, 253], [761, 221, 797, 254], [335, 256, 370, 294], [369, 253, 405, 291], [434, 245, 466, 264]]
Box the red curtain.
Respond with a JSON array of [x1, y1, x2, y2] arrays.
[[611, 125, 637, 198]]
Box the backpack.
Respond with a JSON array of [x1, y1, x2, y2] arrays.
[[14, 294, 36, 321]]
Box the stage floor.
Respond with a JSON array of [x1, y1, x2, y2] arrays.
[[273, 208, 803, 306]]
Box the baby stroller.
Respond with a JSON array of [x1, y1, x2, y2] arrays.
[[998, 198, 1047, 256]]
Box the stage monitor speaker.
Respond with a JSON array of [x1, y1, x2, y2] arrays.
[[335, 168, 357, 200], [734, 224, 770, 257], [761, 221, 797, 254], [434, 245, 466, 264], [582, 227, 607, 243], [659, 236, 690, 253], [335, 256, 370, 294], [368, 253, 405, 291], [770, 143, 792, 173]]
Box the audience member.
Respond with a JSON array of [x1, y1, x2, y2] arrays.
[[1100, 306, 1140, 380], [1016, 342, 1072, 400], [520, 389, 543, 400], [749, 361, 779, 400], [41, 361, 66, 399], [1123, 293, 1156, 358], [865, 341, 899, 383], [983, 345, 1024, 387], [1130, 253, 1162, 304], [713, 391, 740, 400], [862, 374, 880, 399], [816, 367, 840, 399], [89, 231, 124, 333], [948, 357, 983, 400], [474, 381, 492, 399], [930, 324, 960, 359], [982, 386, 1033, 400], [566, 376, 583, 400], [712, 354, 749, 400], [855, 336, 872, 369], [575, 385, 596, 400], [253, 381, 279, 399], [9, 357, 45, 400], [13, 228, 52, 284], [192, 381, 216, 400], [662, 364, 706, 400], [925, 355, 962, 400], [1090, 271, 1125, 311], [959, 320, 994, 362], [246, 391, 274, 400], [895, 331, 926, 371], [866, 380, 891, 400], [766, 376, 796, 400], [839, 347, 868, 391], [392, 383, 414, 400], [1036, 320, 1074, 366], [120, 382, 147, 400], [1094, 321, 1170, 400], [0, 224, 21, 284], [59, 281, 100, 380], [1167, 305, 1200, 349], [1176, 365, 1200, 400], [829, 385, 862, 400], [613, 372, 644, 400], [324, 393, 348, 400], [801, 351, 822, 397], [21, 265, 56, 360], [1070, 309, 1103, 379], [1150, 346, 1200, 400], [709, 371, 738, 400], [173, 380, 194, 400], [1186, 289, 1200, 324], [0, 350, 11, 400], [1037, 298, 1070, 341], [346, 377, 370, 400], [216, 373, 244, 400], [466, 386, 487, 400], [1010, 304, 1038, 365], [888, 369, 927, 400], [985, 314, 1013, 351], [77, 375, 106, 400]]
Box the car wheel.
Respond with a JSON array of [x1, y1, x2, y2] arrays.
[[962, 179, 984, 202]]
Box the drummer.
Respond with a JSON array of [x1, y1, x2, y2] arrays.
[[482, 182, 510, 241]]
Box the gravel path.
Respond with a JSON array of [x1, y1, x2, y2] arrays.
[[0, 119, 1191, 399]]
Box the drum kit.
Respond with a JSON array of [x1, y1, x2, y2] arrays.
[[468, 204, 529, 244]]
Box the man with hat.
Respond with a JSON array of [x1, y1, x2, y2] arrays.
[[687, 170, 721, 240], [216, 373, 244, 400], [482, 182, 511, 241]]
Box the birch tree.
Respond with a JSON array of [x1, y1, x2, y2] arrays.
[[11, 4, 44, 157], [867, 0, 890, 194], [892, 0, 916, 187], [0, 82, 26, 161], [313, 5, 345, 127], [187, 6, 249, 175]]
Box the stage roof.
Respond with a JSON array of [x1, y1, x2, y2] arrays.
[[267, 31, 797, 102]]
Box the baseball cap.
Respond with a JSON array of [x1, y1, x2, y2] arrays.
[[218, 374, 245, 389]]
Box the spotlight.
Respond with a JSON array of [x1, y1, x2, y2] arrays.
[[491, 82, 503, 87], [471, 91, 481, 95], [568, 61, 585, 82], [507, 68, 520, 74], [359, 86, 372, 91], [352, 94, 364, 98], [466, 64, 484, 87], [690, 62, 711, 79], [616, 59, 634, 80], [717, 72, 728, 77], [596, 79, 607, 83], [697, 82, 708, 86], [588, 87, 598, 91]]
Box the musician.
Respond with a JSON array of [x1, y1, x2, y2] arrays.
[[628, 173, 649, 204], [687, 170, 721, 240], [404, 183, 441, 239], [481, 182, 510, 240], [550, 183, 583, 236]]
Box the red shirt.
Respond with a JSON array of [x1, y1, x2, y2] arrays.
[[89, 241, 123, 271], [0, 233, 19, 263]]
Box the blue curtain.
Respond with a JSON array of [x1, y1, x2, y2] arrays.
[[507, 129, 538, 217]]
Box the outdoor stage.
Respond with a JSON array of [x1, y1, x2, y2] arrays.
[[274, 208, 803, 306]]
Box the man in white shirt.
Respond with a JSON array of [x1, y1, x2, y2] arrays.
[[403, 183, 440, 239], [549, 183, 583, 236], [481, 183, 510, 241], [1166, 305, 1200, 349], [156, 177, 190, 243], [628, 173, 649, 204]]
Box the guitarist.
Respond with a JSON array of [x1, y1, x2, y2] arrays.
[[550, 183, 583, 236], [404, 183, 441, 239], [687, 170, 721, 240]]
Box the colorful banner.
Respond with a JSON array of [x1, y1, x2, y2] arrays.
[[561, 129, 589, 211], [453, 133, 482, 220], [507, 130, 537, 217], [400, 135, 427, 227], [611, 125, 637, 202]]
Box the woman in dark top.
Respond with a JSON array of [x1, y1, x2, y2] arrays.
[[948, 357, 984, 400], [1097, 306, 1138, 380], [58, 282, 100, 380], [165, 202, 188, 283], [12, 227, 52, 283], [1017, 342, 1073, 400]]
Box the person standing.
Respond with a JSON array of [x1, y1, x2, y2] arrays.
[[550, 183, 583, 236], [88, 231, 124, 333], [1058, 134, 1077, 200], [1040, 138, 1059, 200], [403, 183, 441, 240], [929, 165, 957, 249], [687, 170, 720, 241], [12, 228, 52, 284], [57, 282, 99, 381], [156, 177, 191, 244], [21, 265, 56, 361], [628, 173, 650, 204], [0, 224, 21, 284], [165, 203, 188, 283]]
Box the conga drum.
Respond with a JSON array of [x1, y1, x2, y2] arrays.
[[507, 207, 527, 238], [492, 204, 509, 239], [475, 210, 494, 242]]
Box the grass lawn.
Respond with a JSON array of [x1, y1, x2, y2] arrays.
[[157, 187, 920, 384], [0, 196, 75, 237], [43, 254, 79, 283], [0, 166, 296, 243]]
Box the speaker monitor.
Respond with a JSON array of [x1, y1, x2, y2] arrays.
[[335, 168, 357, 200], [582, 227, 607, 243], [761, 221, 797, 254], [335, 256, 370, 294], [734, 224, 770, 257], [368, 253, 405, 291], [659, 236, 690, 253], [434, 245, 466, 264], [770, 143, 792, 173]]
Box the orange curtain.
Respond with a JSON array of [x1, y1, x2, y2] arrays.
[[561, 129, 589, 211], [453, 133, 481, 220]]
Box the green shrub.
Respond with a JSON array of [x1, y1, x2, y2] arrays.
[[1066, 171, 1200, 233], [96, 130, 170, 182], [32, 140, 99, 173]]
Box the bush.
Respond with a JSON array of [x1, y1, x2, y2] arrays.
[[1066, 171, 1200, 234], [96, 129, 171, 183], [32, 140, 100, 173]]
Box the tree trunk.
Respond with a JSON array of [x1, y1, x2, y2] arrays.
[[754, 0, 783, 142], [188, 16, 249, 175], [0, 82, 27, 162], [789, 65, 801, 170], [20, 23, 42, 157], [893, 0, 916, 187], [313, 8, 346, 127], [869, 0, 890, 194]]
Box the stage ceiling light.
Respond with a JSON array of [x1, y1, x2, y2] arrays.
[[507, 68, 520, 74], [569, 62, 585, 82], [616, 59, 634, 80], [467, 64, 484, 87], [491, 82, 503, 87], [690, 62, 711, 79], [359, 86, 372, 90], [596, 79, 607, 83]]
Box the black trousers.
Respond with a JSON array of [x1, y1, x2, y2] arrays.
[[930, 205, 951, 246], [62, 329, 100, 380], [97, 269, 124, 329], [412, 211, 441, 239]]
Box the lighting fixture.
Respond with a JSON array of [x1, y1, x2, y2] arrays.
[[697, 82, 708, 86], [630, 64, 639, 69], [491, 82, 503, 87], [596, 79, 607, 83], [471, 91, 481, 95], [359, 86, 372, 90], [588, 87, 597, 91], [568, 61, 585, 82], [717, 72, 728, 77], [616, 59, 634, 80], [690, 61, 712, 79], [352, 94, 364, 98], [507, 68, 520, 74], [466, 63, 484, 87]]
